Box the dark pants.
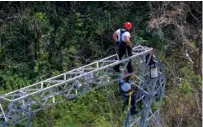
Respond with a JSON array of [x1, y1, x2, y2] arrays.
[[124, 94, 136, 107], [114, 42, 133, 73]]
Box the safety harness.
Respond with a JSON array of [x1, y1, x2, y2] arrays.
[[128, 91, 133, 110], [118, 79, 134, 114], [116, 29, 126, 46]]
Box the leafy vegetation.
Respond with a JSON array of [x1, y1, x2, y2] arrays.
[[0, 1, 201, 127]]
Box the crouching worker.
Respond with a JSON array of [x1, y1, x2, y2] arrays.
[[118, 75, 137, 114], [145, 54, 158, 79]]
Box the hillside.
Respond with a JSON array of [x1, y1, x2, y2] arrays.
[[0, 1, 202, 127]]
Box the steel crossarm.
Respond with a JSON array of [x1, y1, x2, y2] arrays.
[[0, 45, 154, 126]]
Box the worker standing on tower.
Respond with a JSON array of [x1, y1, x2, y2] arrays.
[[112, 22, 133, 73]]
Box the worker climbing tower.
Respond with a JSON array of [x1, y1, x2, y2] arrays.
[[0, 45, 166, 127], [124, 53, 167, 127]]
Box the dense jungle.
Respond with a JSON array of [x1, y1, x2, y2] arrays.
[[0, 1, 202, 127]]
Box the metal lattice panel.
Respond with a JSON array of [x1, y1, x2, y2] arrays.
[[124, 59, 167, 127], [0, 45, 166, 127]]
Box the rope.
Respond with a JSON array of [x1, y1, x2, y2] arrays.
[[128, 91, 133, 111], [124, 91, 133, 127]]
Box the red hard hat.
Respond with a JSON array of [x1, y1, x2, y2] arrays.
[[123, 22, 132, 30]]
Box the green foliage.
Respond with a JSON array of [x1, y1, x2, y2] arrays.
[[151, 101, 159, 112], [178, 81, 192, 94], [194, 75, 201, 89], [31, 86, 125, 127], [0, 71, 31, 92], [0, 1, 201, 127], [35, 12, 47, 22]]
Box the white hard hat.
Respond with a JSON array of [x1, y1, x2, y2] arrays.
[[121, 82, 131, 92]]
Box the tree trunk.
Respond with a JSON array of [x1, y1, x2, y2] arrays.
[[194, 34, 202, 76], [0, 26, 2, 50], [34, 17, 39, 60], [48, 2, 57, 64]]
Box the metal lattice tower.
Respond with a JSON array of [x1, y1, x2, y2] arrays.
[[124, 57, 167, 127], [0, 45, 166, 127]]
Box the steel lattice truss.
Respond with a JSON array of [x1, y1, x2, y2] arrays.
[[124, 59, 167, 127], [0, 45, 166, 127]]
